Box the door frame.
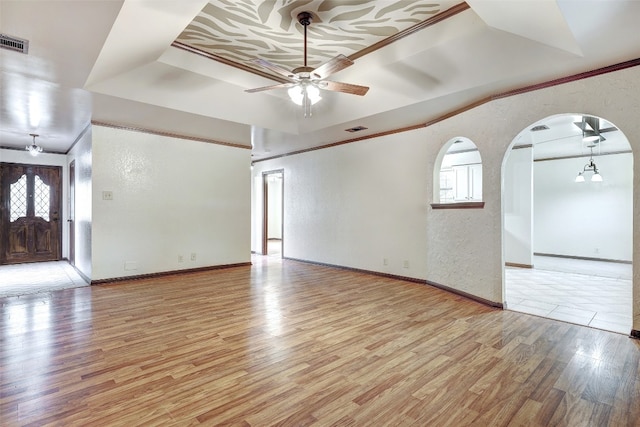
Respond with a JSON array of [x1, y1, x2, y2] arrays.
[[69, 160, 75, 266], [0, 162, 63, 264], [262, 169, 284, 256]]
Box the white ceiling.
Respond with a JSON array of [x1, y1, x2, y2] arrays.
[[1, 0, 639, 161]]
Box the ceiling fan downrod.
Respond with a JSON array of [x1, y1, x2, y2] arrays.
[[297, 11, 313, 68]]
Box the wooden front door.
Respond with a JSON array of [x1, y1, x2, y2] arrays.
[[0, 163, 62, 264]]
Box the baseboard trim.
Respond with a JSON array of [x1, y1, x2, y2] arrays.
[[424, 279, 503, 309], [91, 262, 252, 285], [67, 261, 91, 284], [283, 257, 503, 309], [631, 330, 640, 340], [283, 256, 427, 284], [505, 262, 533, 269], [534, 252, 632, 264]]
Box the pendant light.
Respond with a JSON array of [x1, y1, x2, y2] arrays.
[[26, 133, 43, 156], [575, 145, 602, 183]]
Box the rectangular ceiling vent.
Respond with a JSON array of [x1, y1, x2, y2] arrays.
[[0, 33, 29, 54], [345, 125, 368, 133], [530, 125, 549, 132]]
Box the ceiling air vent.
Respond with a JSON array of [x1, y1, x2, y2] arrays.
[[530, 125, 549, 132], [345, 125, 368, 133], [0, 33, 29, 54]]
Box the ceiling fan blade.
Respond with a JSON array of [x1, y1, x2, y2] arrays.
[[599, 126, 618, 133], [321, 80, 369, 96], [250, 58, 296, 81], [245, 82, 294, 93], [311, 54, 353, 80]]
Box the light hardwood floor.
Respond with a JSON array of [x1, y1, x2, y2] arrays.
[[1, 255, 639, 426]]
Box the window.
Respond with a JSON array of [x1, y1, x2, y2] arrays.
[[10, 174, 27, 221], [34, 175, 50, 221]]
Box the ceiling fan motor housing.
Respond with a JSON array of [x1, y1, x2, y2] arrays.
[[297, 11, 313, 26]]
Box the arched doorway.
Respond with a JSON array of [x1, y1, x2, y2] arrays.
[[502, 113, 633, 334]]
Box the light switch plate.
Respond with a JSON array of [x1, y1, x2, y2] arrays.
[[102, 191, 113, 200]]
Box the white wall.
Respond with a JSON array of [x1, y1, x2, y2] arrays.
[[534, 152, 633, 262], [504, 147, 533, 266], [252, 64, 640, 332], [0, 148, 70, 261], [91, 125, 251, 280], [66, 128, 93, 279], [253, 131, 430, 280]]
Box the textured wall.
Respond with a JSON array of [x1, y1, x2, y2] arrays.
[[253, 65, 640, 331], [423, 115, 504, 303], [91, 126, 251, 280]]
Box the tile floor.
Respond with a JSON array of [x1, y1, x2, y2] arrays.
[[0, 261, 88, 298], [505, 255, 632, 335]]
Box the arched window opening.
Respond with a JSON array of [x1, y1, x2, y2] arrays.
[[433, 137, 483, 208]]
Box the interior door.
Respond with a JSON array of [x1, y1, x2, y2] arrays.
[[0, 163, 62, 264]]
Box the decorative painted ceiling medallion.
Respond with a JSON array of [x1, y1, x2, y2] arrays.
[[176, 0, 441, 72]]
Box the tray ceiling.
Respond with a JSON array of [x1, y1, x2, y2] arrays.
[[2, 0, 640, 161], [176, 0, 443, 73]]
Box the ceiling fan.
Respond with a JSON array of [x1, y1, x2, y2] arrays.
[[245, 11, 369, 117], [573, 115, 617, 143]]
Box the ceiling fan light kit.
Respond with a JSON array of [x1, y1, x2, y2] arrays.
[[288, 83, 321, 106], [246, 11, 369, 118]]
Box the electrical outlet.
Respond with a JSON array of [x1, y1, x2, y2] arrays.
[[102, 191, 113, 200], [178, 255, 184, 263], [403, 260, 410, 269], [190, 253, 196, 261], [383, 258, 388, 266]]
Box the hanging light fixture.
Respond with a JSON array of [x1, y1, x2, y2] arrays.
[[575, 145, 603, 182], [25, 133, 43, 156]]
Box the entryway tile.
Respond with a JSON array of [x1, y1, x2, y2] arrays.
[[505, 256, 632, 335]]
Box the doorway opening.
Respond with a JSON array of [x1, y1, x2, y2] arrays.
[[0, 162, 62, 265], [502, 114, 633, 335], [262, 170, 283, 257], [0, 162, 87, 297]]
